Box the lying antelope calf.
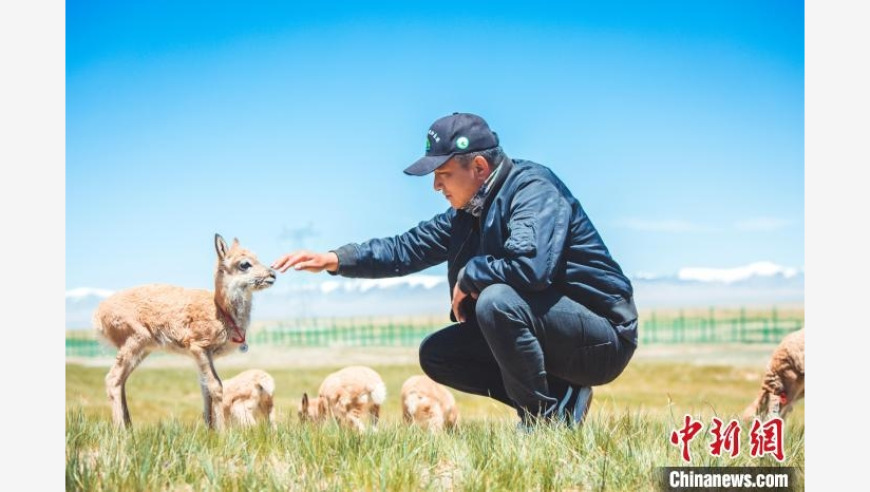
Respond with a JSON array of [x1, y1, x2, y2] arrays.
[[743, 328, 805, 421], [401, 374, 459, 432], [298, 365, 386, 432], [220, 369, 276, 428], [93, 234, 276, 429]]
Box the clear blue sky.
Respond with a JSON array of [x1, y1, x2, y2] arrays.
[[66, 0, 804, 292]]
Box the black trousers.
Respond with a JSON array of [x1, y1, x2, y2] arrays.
[[419, 283, 636, 414]]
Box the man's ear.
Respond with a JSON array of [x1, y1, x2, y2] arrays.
[[472, 155, 492, 178]]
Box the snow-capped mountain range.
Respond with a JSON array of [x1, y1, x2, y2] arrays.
[[66, 261, 804, 329]]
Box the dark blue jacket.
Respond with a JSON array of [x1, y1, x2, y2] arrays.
[[332, 158, 638, 344]]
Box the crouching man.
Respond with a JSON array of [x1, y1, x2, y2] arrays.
[[273, 113, 638, 429]]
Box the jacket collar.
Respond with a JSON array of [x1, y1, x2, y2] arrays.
[[478, 156, 514, 220]]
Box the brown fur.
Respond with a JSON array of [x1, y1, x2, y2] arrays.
[[93, 234, 276, 429], [220, 369, 276, 428], [400, 374, 459, 432], [743, 328, 805, 421], [298, 365, 387, 432]]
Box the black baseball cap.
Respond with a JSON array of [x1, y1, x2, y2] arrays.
[[404, 112, 500, 176]]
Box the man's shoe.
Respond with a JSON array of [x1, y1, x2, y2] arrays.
[[552, 384, 594, 427], [567, 386, 593, 427], [515, 386, 594, 431], [555, 385, 576, 417]]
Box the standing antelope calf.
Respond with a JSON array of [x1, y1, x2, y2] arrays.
[[298, 365, 386, 432], [743, 328, 805, 421], [93, 234, 276, 429], [401, 374, 459, 432], [220, 369, 276, 428]]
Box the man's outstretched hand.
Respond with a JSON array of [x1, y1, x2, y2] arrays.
[[272, 250, 339, 274]]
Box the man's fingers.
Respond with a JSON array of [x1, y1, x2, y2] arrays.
[[452, 287, 467, 323], [271, 256, 291, 272], [271, 250, 340, 274], [272, 251, 314, 272], [294, 259, 316, 271], [277, 256, 302, 273], [295, 257, 330, 273]]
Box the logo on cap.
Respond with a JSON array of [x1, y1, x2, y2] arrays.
[[456, 136, 469, 150], [426, 138, 431, 151]]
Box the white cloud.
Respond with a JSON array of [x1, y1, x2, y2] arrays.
[[735, 217, 794, 232], [322, 275, 445, 293], [241, 275, 447, 298], [320, 281, 342, 294], [678, 261, 799, 284], [632, 271, 664, 280]]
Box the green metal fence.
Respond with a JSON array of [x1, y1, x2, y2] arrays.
[[67, 308, 804, 358], [639, 307, 803, 344]]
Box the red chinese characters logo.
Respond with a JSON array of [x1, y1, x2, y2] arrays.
[[670, 415, 704, 462], [669, 415, 784, 462], [709, 417, 741, 458], [749, 417, 785, 461]]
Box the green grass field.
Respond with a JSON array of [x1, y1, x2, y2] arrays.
[[66, 346, 804, 491]]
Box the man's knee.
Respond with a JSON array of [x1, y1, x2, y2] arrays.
[[475, 283, 520, 327], [418, 333, 447, 383]]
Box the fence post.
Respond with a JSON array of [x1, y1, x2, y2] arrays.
[[700, 308, 706, 343], [772, 306, 779, 341], [679, 309, 685, 343], [708, 307, 715, 343]]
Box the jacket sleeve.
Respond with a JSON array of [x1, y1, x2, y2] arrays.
[[459, 179, 570, 294], [331, 210, 453, 278]]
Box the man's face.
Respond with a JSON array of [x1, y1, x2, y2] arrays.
[[432, 156, 489, 209]]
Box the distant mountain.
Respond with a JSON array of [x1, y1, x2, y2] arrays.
[[66, 263, 804, 329], [66, 288, 115, 329], [255, 275, 452, 321], [677, 261, 800, 284], [630, 261, 803, 308]]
